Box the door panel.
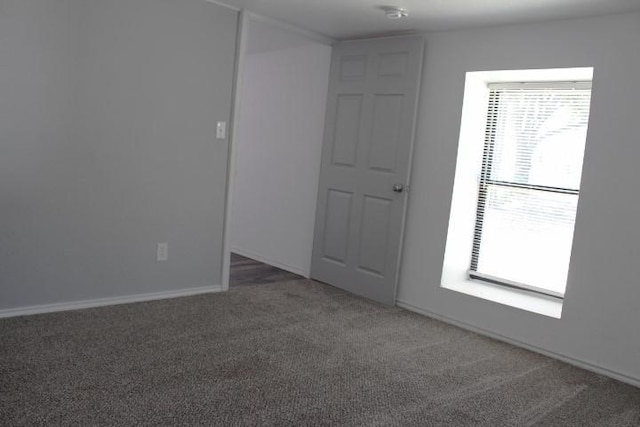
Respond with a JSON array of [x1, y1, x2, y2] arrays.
[[369, 94, 404, 172], [358, 195, 392, 276], [339, 55, 368, 80], [311, 36, 424, 305], [322, 190, 354, 264], [378, 52, 409, 76], [331, 95, 363, 167]]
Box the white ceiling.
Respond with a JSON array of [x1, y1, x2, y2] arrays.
[[218, 0, 640, 40]]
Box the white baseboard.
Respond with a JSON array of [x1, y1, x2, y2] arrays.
[[0, 285, 223, 319], [231, 246, 310, 278], [396, 299, 640, 389]]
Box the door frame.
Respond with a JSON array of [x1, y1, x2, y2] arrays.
[[221, 9, 248, 292]]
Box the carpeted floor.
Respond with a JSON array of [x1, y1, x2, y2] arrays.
[[1, 279, 639, 426]]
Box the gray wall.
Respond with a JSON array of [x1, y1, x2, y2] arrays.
[[397, 12, 640, 383], [0, 0, 238, 309], [231, 16, 331, 277]]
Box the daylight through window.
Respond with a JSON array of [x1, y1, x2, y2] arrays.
[[470, 81, 592, 298]]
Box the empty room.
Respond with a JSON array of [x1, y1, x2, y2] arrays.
[[2, 0, 640, 425]]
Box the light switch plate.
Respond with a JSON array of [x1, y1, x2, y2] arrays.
[[216, 121, 226, 140]]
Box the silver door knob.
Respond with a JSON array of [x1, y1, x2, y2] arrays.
[[393, 184, 404, 193]]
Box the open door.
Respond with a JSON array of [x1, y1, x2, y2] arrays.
[[311, 36, 424, 305]]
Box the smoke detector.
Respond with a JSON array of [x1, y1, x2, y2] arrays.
[[383, 7, 408, 20]]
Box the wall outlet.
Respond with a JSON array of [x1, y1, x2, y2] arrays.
[[157, 243, 168, 262]]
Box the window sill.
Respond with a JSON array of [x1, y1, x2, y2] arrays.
[[441, 279, 563, 319]]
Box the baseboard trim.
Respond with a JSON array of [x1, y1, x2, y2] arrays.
[[396, 299, 640, 389], [0, 285, 223, 319], [231, 247, 310, 278]]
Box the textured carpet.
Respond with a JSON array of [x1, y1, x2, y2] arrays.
[[1, 279, 639, 426]]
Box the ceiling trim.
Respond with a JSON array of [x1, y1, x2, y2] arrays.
[[205, 0, 241, 12], [244, 11, 335, 45]]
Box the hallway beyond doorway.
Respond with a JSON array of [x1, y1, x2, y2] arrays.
[[230, 253, 303, 288]]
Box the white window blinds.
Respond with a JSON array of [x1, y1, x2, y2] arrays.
[[470, 82, 592, 298]]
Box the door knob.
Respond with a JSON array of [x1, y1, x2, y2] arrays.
[[393, 184, 404, 193]]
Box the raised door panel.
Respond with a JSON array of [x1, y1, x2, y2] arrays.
[[368, 94, 404, 173], [378, 52, 409, 77], [358, 195, 392, 276], [339, 55, 367, 81], [331, 95, 363, 167], [322, 189, 354, 265]]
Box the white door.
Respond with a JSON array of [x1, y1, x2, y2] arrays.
[[311, 36, 424, 305]]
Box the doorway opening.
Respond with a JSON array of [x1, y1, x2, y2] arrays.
[[229, 253, 303, 288], [223, 13, 332, 290]]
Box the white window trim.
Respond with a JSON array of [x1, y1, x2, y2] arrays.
[[444, 280, 564, 318], [441, 67, 594, 319]]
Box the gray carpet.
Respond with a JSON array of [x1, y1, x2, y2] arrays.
[[1, 279, 639, 426]]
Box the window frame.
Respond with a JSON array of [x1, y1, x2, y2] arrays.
[[468, 80, 592, 300]]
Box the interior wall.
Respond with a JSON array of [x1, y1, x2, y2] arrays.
[[230, 17, 331, 277], [397, 12, 640, 383], [0, 0, 238, 311]]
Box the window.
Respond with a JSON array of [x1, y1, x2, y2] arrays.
[[469, 81, 592, 298]]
